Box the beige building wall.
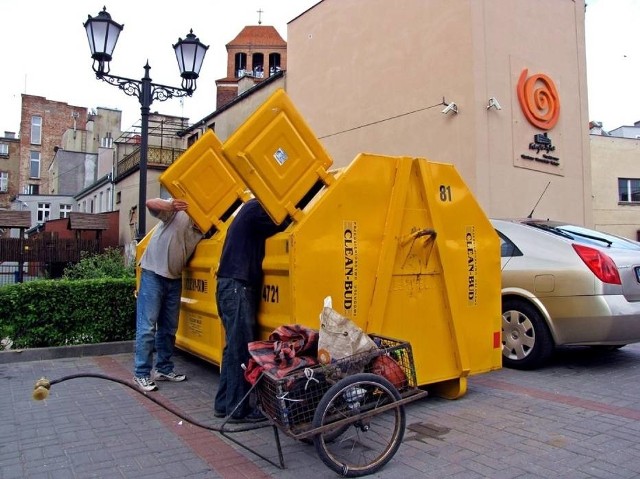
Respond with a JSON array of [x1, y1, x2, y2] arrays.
[[591, 135, 640, 240], [116, 170, 165, 248], [286, 0, 591, 225], [86, 107, 123, 154], [189, 77, 286, 142]]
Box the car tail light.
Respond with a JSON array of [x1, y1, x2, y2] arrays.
[[572, 244, 621, 285]]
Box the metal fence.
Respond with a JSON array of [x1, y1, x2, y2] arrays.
[[0, 237, 102, 286], [0, 262, 45, 286]]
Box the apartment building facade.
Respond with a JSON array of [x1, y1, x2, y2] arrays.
[[19, 95, 88, 197], [0, 131, 21, 215]]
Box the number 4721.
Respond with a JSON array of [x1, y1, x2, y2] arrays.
[[262, 284, 279, 303]]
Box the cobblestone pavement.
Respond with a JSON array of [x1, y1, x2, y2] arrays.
[[3, 342, 640, 478]]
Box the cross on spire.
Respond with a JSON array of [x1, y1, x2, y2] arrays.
[[257, 8, 263, 25]]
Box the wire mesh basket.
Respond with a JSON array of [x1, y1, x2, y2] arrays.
[[256, 334, 418, 434]]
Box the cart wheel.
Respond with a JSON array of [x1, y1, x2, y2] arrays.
[[312, 373, 406, 477], [302, 422, 350, 445]]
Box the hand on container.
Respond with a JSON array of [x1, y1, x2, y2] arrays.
[[170, 198, 189, 211]]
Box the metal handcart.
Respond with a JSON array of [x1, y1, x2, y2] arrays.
[[220, 335, 428, 478]]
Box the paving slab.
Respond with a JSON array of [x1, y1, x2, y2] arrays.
[[3, 342, 640, 478]]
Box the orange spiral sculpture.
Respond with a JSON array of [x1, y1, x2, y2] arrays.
[[517, 69, 560, 130]]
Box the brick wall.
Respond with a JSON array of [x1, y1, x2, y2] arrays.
[[216, 87, 239, 110], [19, 95, 88, 196]]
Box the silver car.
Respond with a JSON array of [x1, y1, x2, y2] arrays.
[[492, 218, 640, 369]]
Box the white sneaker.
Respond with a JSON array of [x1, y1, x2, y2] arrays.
[[133, 376, 158, 392], [153, 370, 187, 382]]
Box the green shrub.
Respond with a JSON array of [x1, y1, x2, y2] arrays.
[[62, 247, 134, 280], [0, 278, 136, 348]]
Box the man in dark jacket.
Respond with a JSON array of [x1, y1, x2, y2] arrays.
[[214, 198, 289, 422]]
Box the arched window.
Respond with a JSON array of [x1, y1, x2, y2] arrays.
[[252, 53, 265, 78], [235, 53, 247, 77], [268, 53, 282, 75]]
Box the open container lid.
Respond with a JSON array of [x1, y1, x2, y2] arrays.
[[159, 129, 250, 233], [221, 89, 334, 225]]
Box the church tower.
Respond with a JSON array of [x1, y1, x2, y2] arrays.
[[215, 15, 287, 109]]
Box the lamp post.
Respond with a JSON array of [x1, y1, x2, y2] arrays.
[[83, 7, 208, 240]]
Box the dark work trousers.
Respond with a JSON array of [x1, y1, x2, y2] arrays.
[[214, 277, 258, 418]]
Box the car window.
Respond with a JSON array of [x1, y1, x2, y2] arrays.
[[557, 225, 640, 250], [495, 230, 522, 257], [524, 222, 574, 240], [523, 221, 640, 250]]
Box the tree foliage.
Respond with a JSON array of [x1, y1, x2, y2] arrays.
[[62, 247, 134, 280]]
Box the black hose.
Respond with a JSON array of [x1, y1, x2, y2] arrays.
[[36, 373, 269, 433]]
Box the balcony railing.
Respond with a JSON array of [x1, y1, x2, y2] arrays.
[[115, 145, 185, 180]]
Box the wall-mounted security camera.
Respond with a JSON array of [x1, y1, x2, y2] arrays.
[[486, 97, 502, 110], [441, 102, 458, 114]]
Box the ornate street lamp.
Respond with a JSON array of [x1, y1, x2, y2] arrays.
[[83, 7, 208, 239]]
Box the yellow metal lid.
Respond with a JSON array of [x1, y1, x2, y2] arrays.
[[160, 129, 250, 233], [221, 89, 333, 225]]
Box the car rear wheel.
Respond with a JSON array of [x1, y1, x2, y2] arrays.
[[502, 298, 554, 369]]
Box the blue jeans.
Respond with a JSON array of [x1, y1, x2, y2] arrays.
[[134, 269, 182, 378], [214, 277, 258, 417]]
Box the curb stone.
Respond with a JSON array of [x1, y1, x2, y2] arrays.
[[0, 340, 134, 364]]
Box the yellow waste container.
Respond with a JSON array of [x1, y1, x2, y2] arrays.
[[147, 89, 501, 399]]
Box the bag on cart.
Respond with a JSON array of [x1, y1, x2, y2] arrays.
[[318, 296, 377, 365]]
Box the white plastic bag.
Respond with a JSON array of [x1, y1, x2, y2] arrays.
[[318, 296, 377, 364]]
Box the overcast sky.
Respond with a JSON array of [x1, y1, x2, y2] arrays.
[[0, 0, 637, 134], [585, 0, 640, 130], [0, 0, 319, 132]]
